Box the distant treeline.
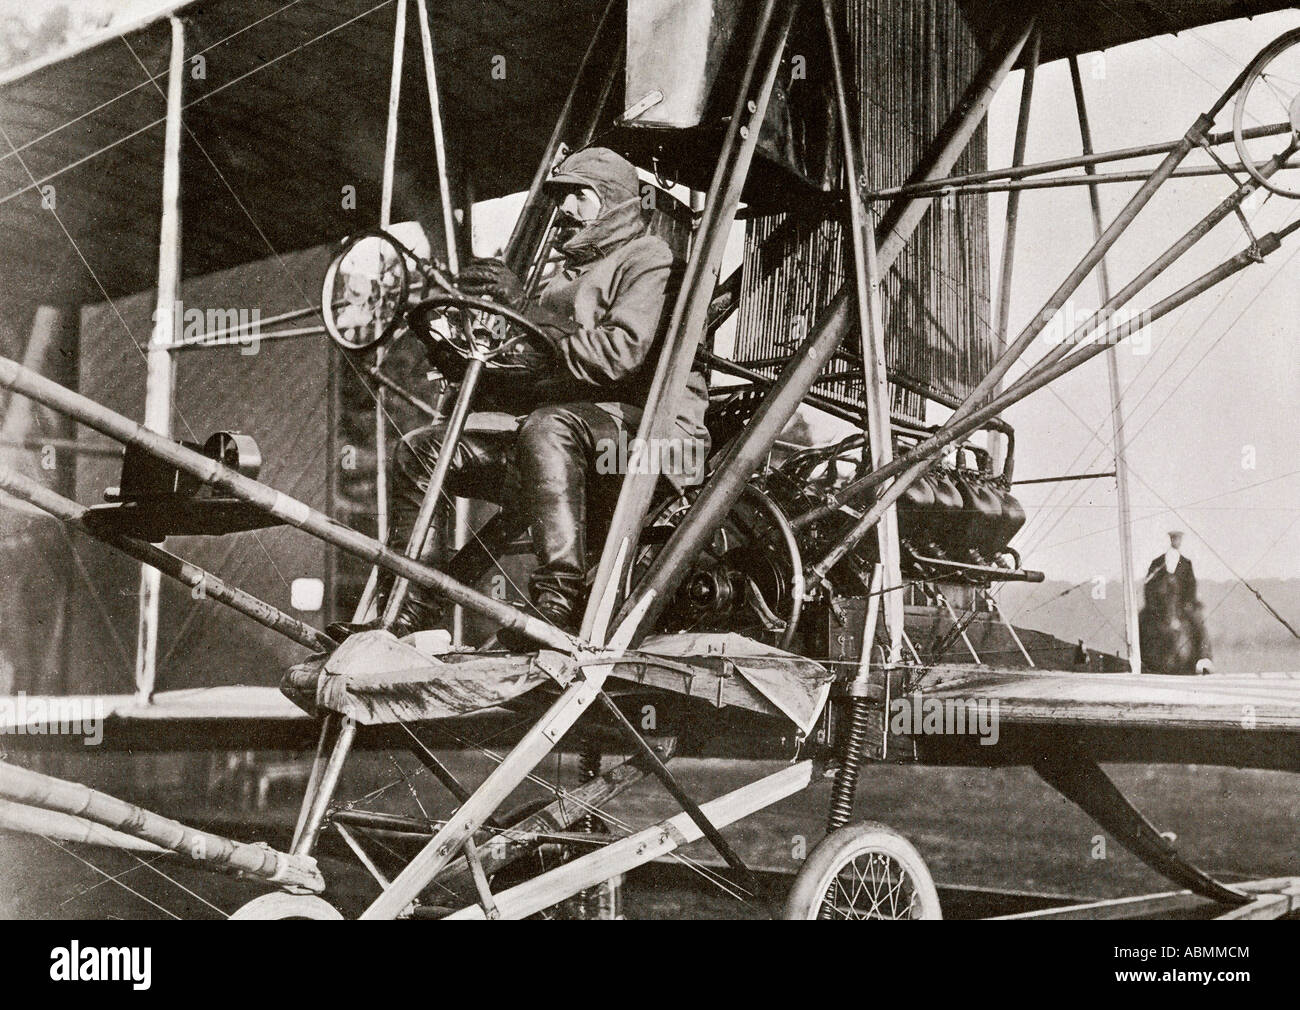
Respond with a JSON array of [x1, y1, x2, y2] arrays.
[[997, 577, 1300, 663]]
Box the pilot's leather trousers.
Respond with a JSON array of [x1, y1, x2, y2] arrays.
[[384, 401, 629, 634]]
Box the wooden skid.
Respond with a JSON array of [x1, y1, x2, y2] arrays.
[[991, 877, 1300, 920]]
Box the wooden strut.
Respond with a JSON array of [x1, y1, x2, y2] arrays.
[[595, 691, 760, 897], [0, 464, 334, 652], [0, 356, 579, 655], [1032, 745, 1248, 906], [136, 14, 186, 705], [582, 0, 798, 647], [821, 0, 903, 669], [992, 26, 1041, 345]]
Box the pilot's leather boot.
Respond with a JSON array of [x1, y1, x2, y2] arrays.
[[390, 509, 530, 635], [525, 497, 586, 634], [330, 510, 531, 642], [517, 407, 598, 633]]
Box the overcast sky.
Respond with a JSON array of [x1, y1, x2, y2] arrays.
[[986, 10, 1299, 585]]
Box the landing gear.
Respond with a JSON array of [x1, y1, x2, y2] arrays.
[[229, 893, 344, 920], [784, 822, 941, 920]]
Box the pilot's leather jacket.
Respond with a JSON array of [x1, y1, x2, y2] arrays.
[[528, 149, 710, 481]]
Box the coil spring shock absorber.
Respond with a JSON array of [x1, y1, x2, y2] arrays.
[[819, 648, 881, 918], [825, 696, 874, 833], [578, 741, 601, 835]]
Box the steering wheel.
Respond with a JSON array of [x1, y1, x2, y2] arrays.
[[406, 292, 558, 378], [1233, 27, 1300, 200], [321, 230, 558, 375]]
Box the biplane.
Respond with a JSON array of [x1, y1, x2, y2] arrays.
[[1, 0, 1299, 920]]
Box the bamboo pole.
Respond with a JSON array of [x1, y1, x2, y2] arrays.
[[870, 121, 1293, 198], [0, 760, 324, 892], [380, 359, 483, 625], [136, 15, 186, 705], [0, 463, 333, 652], [0, 798, 167, 853], [1070, 56, 1141, 675], [379, 0, 406, 228], [414, 0, 467, 643], [993, 28, 1040, 345], [373, 0, 408, 549], [890, 161, 1299, 197], [414, 0, 458, 275], [0, 357, 580, 654]]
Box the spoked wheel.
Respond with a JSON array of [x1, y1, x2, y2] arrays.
[[229, 893, 344, 920], [784, 822, 941, 920], [1233, 27, 1300, 199]]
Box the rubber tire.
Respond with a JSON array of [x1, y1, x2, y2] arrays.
[[783, 821, 941, 920], [229, 893, 344, 920]]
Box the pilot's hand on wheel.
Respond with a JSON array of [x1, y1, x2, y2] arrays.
[[456, 257, 522, 307]]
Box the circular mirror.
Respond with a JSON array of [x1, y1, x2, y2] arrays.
[[320, 231, 412, 351]]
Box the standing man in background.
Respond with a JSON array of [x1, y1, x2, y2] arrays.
[[1139, 531, 1214, 675]]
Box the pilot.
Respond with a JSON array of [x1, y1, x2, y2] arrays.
[[380, 147, 709, 639]]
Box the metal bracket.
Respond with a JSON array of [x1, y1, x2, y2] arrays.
[[619, 89, 664, 125], [535, 650, 577, 687]]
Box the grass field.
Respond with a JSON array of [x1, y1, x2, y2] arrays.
[[2, 751, 1296, 919]]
